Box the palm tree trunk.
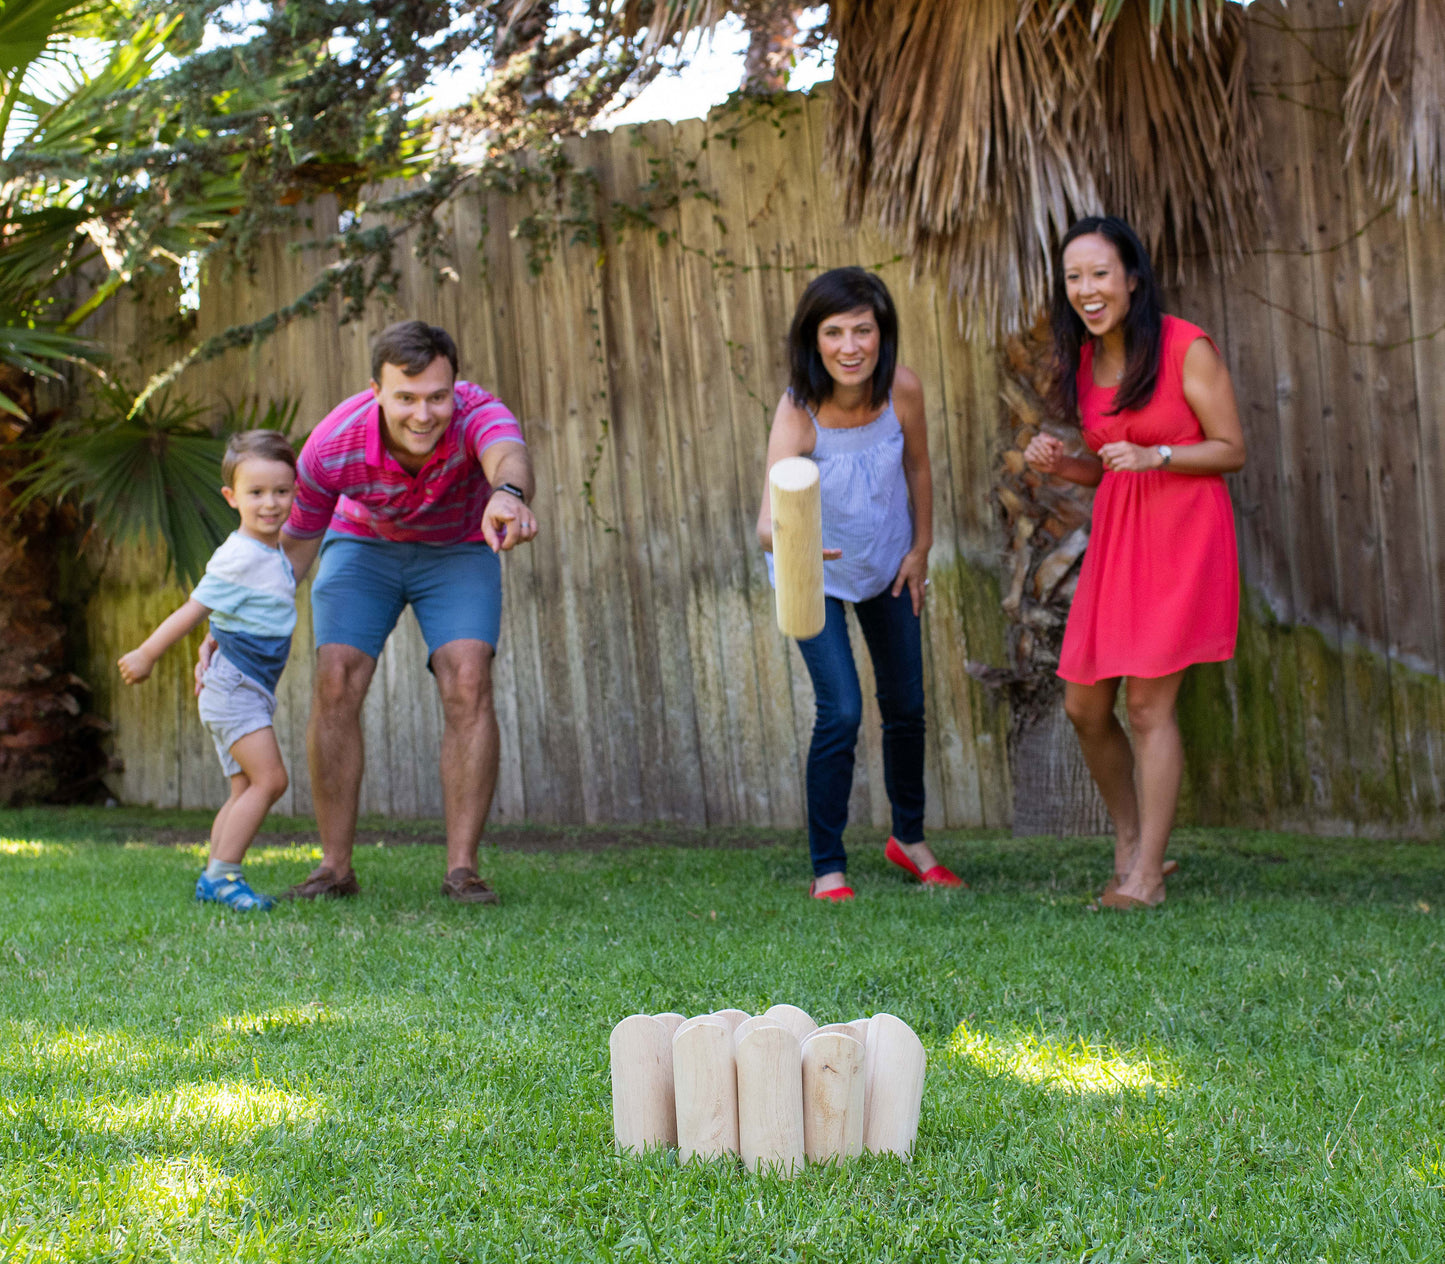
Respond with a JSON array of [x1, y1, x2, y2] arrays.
[[968, 318, 1109, 836], [739, 1, 799, 94], [0, 366, 109, 803]]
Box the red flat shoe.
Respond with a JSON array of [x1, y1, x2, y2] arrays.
[[885, 837, 967, 888], [920, 864, 966, 889], [809, 879, 855, 902], [885, 836, 924, 879]]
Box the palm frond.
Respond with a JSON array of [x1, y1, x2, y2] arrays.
[[1343, 0, 1445, 214], [825, 0, 1263, 334], [1095, 0, 1264, 285], [9, 386, 236, 585], [827, 0, 1102, 335], [618, 0, 730, 48]]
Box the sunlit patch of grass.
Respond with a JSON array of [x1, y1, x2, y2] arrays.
[[12, 1025, 153, 1074], [71, 1081, 321, 1140], [4, 1154, 259, 1263], [1411, 1142, 1445, 1190], [115, 1153, 251, 1219], [0, 838, 54, 857], [212, 1002, 334, 1037], [947, 1021, 1177, 1096]]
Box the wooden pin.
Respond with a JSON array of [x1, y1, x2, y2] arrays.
[[732, 1015, 788, 1049], [609, 1014, 677, 1153], [673, 1021, 740, 1163], [769, 457, 825, 639], [735, 1025, 805, 1176], [801, 1030, 865, 1164], [652, 1012, 687, 1036], [708, 1008, 751, 1034], [811, 1021, 868, 1044], [861, 1013, 926, 1160], [763, 1003, 817, 1044]]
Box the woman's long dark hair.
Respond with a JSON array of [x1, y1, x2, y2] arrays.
[[1047, 216, 1163, 419], [787, 267, 899, 409]]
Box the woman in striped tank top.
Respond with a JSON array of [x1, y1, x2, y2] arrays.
[[757, 268, 964, 901]]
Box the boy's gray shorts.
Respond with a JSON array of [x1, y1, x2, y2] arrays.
[[197, 652, 277, 777]]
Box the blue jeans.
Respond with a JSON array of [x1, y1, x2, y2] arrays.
[[795, 587, 926, 878]]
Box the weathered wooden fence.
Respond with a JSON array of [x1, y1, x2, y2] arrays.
[[80, 0, 1445, 834]]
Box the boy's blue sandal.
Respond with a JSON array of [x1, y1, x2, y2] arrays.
[[195, 871, 274, 911]]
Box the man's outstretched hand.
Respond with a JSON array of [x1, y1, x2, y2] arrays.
[[482, 490, 539, 553]]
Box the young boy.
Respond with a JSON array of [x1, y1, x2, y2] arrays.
[[118, 430, 298, 910]]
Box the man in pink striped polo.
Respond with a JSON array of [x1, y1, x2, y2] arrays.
[[279, 320, 537, 904]]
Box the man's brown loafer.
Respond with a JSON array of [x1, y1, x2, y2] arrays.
[[278, 865, 361, 900], [441, 868, 500, 905]]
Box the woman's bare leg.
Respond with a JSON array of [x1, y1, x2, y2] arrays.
[[1063, 678, 1139, 879], [1113, 671, 1187, 904]]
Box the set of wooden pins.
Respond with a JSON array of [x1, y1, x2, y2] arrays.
[[769, 457, 826, 640], [609, 1006, 926, 1175]]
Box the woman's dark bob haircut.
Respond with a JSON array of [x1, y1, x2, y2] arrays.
[[1048, 215, 1164, 420], [787, 267, 899, 409]]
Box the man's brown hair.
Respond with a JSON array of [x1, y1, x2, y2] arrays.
[[370, 320, 459, 382], [222, 429, 297, 488]]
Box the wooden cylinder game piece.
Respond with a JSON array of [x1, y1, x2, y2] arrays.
[[810, 1021, 868, 1044], [763, 1003, 817, 1044], [861, 1013, 926, 1160], [735, 1025, 805, 1176], [801, 1030, 865, 1164], [673, 1014, 712, 1042], [652, 1012, 687, 1036], [732, 1015, 788, 1048], [672, 1021, 740, 1163], [709, 1008, 751, 1034], [769, 457, 825, 640], [609, 1014, 678, 1153]]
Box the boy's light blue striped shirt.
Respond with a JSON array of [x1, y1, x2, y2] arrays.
[[191, 532, 296, 692]]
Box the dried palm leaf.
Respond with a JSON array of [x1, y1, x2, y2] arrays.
[[826, 0, 1262, 333], [1094, 0, 1263, 285], [618, 0, 730, 49], [828, 0, 1103, 336], [1343, 0, 1445, 214]]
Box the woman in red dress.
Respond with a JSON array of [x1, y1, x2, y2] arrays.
[[1024, 216, 1246, 910]]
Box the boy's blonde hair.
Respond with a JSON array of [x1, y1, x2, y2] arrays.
[[222, 430, 297, 488]]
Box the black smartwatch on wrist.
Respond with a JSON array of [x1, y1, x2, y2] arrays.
[[496, 482, 527, 503]]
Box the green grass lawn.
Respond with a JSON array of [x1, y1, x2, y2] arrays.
[[1, 808, 1442, 1262]]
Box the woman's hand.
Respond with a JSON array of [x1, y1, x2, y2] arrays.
[[1098, 441, 1165, 472], [892, 548, 929, 616], [1023, 432, 1067, 473]]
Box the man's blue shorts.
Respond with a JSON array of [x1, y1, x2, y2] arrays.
[[310, 533, 503, 661]]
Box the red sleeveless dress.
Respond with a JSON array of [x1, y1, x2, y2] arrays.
[[1057, 315, 1239, 685]]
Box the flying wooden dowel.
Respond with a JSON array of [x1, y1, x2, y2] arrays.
[[769, 457, 825, 640], [673, 1021, 740, 1163], [610, 1015, 678, 1153], [860, 1012, 927, 1160], [801, 1030, 866, 1164], [735, 1025, 805, 1176]]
